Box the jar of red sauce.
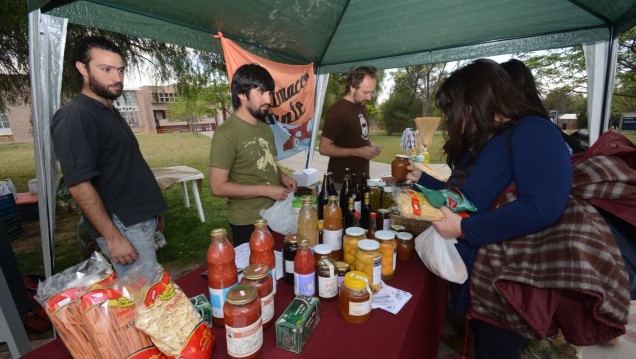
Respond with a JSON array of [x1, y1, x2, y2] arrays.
[[249, 219, 276, 294], [240, 264, 274, 329], [207, 228, 238, 327], [391, 154, 410, 180], [224, 284, 263, 359]]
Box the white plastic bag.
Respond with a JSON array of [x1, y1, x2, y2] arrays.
[[259, 194, 297, 234], [414, 226, 468, 284], [1, 178, 17, 199]]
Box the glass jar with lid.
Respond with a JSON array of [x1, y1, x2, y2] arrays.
[[223, 284, 263, 359], [396, 231, 415, 261], [376, 208, 391, 231], [313, 244, 332, 263], [316, 258, 338, 301], [339, 271, 373, 323], [391, 154, 410, 180], [282, 234, 299, 285], [354, 239, 382, 292], [343, 227, 365, 270], [375, 230, 397, 280], [381, 187, 395, 211], [239, 264, 274, 329], [335, 261, 350, 288]]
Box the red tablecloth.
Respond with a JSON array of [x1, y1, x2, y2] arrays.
[[24, 236, 448, 359]]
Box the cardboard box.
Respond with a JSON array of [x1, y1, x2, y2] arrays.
[[275, 295, 320, 353], [292, 168, 319, 187], [189, 294, 212, 327]]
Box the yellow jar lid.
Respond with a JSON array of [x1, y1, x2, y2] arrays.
[[343, 271, 370, 290]]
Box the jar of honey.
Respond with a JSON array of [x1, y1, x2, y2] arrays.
[[391, 154, 410, 180], [239, 264, 274, 329], [313, 244, 332, 263], [223, 284, 263, 359], [343, 227, 365, 270], [396, 231, 414, 261], [354, 239, 382, 292], [339, 271, 373, 323], [375, 230, 397, 280]]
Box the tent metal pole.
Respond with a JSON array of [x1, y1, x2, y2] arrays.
[[28, 10, 67, 278], [307, 72, 329, 169]]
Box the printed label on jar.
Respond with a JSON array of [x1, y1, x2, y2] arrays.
[[318, 275, 338, 298], [294, 272, 315, 296], [260, 291, 275, 325], [382, 218, 390, 231], [270, 269, 277, 295], [372, 258, 382, 286], [285, 260, 295, 275], [393, 248, 397, 271], [226, 318, 263, 358], [323, 229, 343, 251], [209, 284, 236, 318], [349, 300, 372, 316]]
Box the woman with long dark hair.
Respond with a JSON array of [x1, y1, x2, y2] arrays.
[[407, 59, 572, 358]]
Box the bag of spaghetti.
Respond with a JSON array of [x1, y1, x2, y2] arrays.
[[392, 187, 444, 220], [35, 252, 116, 359], [121, 262, 215, 359], [80, 282, 166, 359]]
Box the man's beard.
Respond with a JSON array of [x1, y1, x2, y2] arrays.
[[88, 73, 122, 100], [248, 104, 269, 122]]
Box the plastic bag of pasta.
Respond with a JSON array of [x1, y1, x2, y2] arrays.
[[80, 284, 165, 359], [35, 252, 116, 359], [392, 187, 444, 220], [121, 262, 215, 359]]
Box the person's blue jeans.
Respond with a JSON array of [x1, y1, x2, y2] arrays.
[[470, 319, 526, 359], [96, 214, 158, 277]]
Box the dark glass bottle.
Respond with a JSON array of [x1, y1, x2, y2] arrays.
[[340, 174, 351, 212], [359, 172, 370, 197], [344, 196, 356, 229], [367, 212, 377, 239], [328, 172, 338, 197], [360, 192, 372, 230], [348, 173, 362, 214], [317, 172, 330, 220]]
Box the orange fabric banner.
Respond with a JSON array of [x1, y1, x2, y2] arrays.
[[220, 37, 316, 159]]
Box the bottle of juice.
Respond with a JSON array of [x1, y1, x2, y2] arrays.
[[294, 240, 316, 296], [207, 228, 238, 327], [297, 195, 318, 247], [249, 219, 276, 293], [323, 195, 343, 260]]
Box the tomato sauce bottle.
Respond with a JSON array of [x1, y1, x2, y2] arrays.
[[208, 228, 238, 327], [249, 219, 276, 294], [294, 240, 316, 296]]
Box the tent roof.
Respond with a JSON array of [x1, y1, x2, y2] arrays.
[[29, 0, 636, 73]]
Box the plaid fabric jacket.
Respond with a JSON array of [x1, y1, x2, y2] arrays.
[[468, 153, 634, 345]]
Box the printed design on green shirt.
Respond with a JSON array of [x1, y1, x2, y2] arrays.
[[243, 137, 279, 183]]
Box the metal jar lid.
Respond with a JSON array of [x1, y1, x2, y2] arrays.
[[242, 264, 271, 280], [226, 284, 257, 305]]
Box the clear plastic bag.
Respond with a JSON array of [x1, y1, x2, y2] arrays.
[[259, 194, 297, 234], [414, 226, 467, 284]]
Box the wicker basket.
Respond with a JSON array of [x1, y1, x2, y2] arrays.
[[390, 213, 432, 235]]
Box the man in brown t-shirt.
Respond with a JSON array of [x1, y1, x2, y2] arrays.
[[320, 66, 382, 190]]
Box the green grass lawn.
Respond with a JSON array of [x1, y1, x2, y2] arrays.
[[3, 129, 634, 277]]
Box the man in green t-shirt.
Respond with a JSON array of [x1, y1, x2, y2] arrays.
[[209, 64, 297, 246]]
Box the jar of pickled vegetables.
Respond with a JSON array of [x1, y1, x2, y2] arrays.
[[354, 239, 382, 292], [381, 185, 395, 210], [224, 284, 263, 359], [339, 271, 373, 323], [396, 232, 414, 261], [343, 227, 365, 270], [375, 230, 397, 280], [239, 264, 274, 329]]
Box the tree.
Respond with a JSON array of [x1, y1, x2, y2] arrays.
[[380, 80, 423, 135], [393, 64, 451, 116], [0, 0, 226, 111]]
